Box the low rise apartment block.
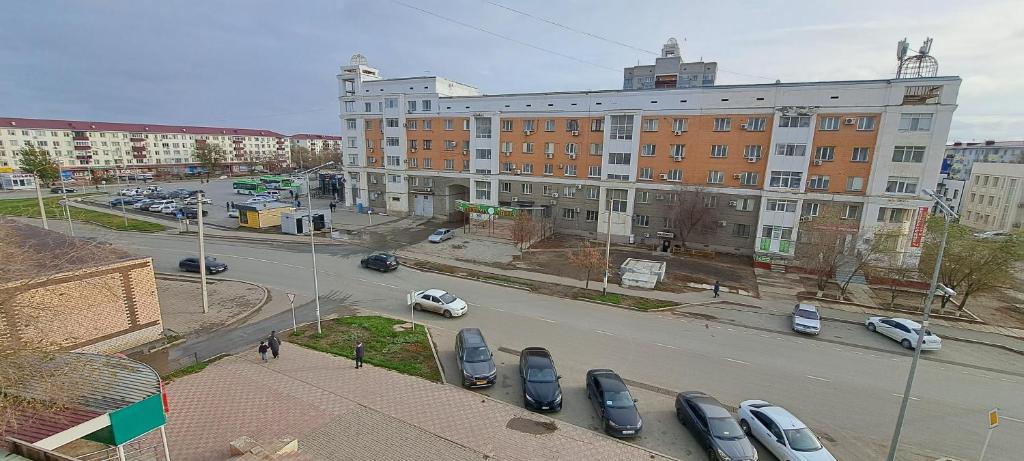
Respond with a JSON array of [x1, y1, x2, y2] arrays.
[[337, 56, 959, 268], [960, 162, 1024, 232]]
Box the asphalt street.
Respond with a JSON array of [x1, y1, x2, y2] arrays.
[[67, 223, 1024, 461]]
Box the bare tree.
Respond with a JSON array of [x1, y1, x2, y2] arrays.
[[869, 251, 917, 309], [668, 186, 719, 249], [836, 231, 893, 298], [290, 146, 313, 169], [511, 212, 537, 251], [568, 240, 605, 289], [194, 143, 227, 180]]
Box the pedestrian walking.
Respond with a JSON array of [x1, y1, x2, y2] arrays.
[[713, 280, 721, 298], [267, 331, 281, 359], [258, 341, 269, 362], [329, 201, 336, 213], [355, 341, 364, 369], [289, 189, 295, 199], [295, 199, 301, 208], [226, 201, 230, 211]]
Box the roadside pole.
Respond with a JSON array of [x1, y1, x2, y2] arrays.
[[979, 408, 999, 461], [601, 201, 613, 295], [58, 165, 74, 237], [114, 168, 127, 227], [197, 192, 209, 314], [306, 175, 323, 335], [287, 292, 297, 331], [33, 174, 48, 230]]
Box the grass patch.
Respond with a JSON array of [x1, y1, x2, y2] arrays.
[[480, 274, 533, 288], [0, 195, 165, 232], [576, 291, 676, 310], [287, 315, 441, 382], [162, 355, 226, 382], [579, 292, 623, 304], [410, 261, 532, 288]]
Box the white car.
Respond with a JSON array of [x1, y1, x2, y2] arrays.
[[184, 196, 211, 205], [410, 289, 467, 318], [738, 400, 836, 461], [428, 228, 454, 243], [227, 208, 239, 218], [792, 303, 822, 335], [866, 316, 941, 351], [246, 196, 273, 204], [148, 200, 175, 212], [159, 203, 180, 214]]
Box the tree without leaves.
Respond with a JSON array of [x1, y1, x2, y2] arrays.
[[15, 144, 60, 185], [667, 186, 719, 249], [510, 212, 538, 253], [290, 146, 313, 170], [868, 251, 918, 309], [837, 231, 895, 298], [568, 240, 605, 289], [319, 146, 343, 166], [193, 143, 227, 180]]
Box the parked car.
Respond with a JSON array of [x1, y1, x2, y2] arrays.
[[675, 391, 757, 461], [109, 197, 138, 206], [148, 200, 175, 212], [184, 196, 212, 205], [792, 303, 822, 335], [409, 289, 467, 318], [586, 369, 642, 438], [519, 347, 562, 412], [119, 188, 141, 196], [739, 400, 836, 461], [428, 228, 454, 243], [246, 196, 273, 204], [866, 316, 942, 350], [974, 230, 1010, 240], [181, 207, 209, 219], [360, 252, 399, 272], [178, 256, 228, 274], [50, 185, 77, 193], [455, 328, 496, 388], [159, 203, 180, 214], [227, 208, 239, 218], [133, 199, 155, 209]]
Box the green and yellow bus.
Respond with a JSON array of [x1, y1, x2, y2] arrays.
[[233, 179, 267, 195], [259, 175, 297, 190]]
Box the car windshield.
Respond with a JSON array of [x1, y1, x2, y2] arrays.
[[795, 309, 819, 320], [439, 293, 457, 304], [463, 346, 490, 363], [432, 230, 445, 236], [784, 428, 823, 451], [708, 417, 744, 440], [526, 367, 557, 383], [603, 390, 634, 408]]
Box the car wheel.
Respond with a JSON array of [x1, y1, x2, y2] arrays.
[[413, 303, 422, 311], [443, 310, 453, 318], [902, 339, 913, 349], [708, 448, 718, 461], [360, 261, 367, 268], [740, 419, 751, 436], [867, 323, 876, 332], [676, 408, 685, 422]]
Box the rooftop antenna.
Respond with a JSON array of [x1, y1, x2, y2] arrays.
[[896, 37, 938, 78]]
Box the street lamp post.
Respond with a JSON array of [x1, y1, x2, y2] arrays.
[[196, 192, 209, 314], [33, 174, 48, 230], [298, 161, 334, 335], [602, 198, 613, 295], [57, 164, 74, 237], [885, 189, 958, 461]]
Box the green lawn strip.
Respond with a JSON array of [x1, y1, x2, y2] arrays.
[[576, 291, 676, 310], [0, 195, 165, 232], [161, 354, 227, 382], [287, 315, 442, 382]]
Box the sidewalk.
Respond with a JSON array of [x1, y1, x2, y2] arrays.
[[164, 343, 673, 461]]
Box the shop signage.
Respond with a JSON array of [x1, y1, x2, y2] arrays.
[[910, 206, 929, 248], [455, 200, 519, 217]]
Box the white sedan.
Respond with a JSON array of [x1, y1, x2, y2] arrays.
[[865, 316, 942, 351], [184, 196, 211, 205], [409, 289, 467, 318], [738, 400, 836, 461]]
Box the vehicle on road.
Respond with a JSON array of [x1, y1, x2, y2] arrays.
[[410, 289, 467, 318], [974, 230, 1010, 240], [181, 207, 209, 219], [675, 391, 756, 461], [865, 316, 941, 350], [183, 196, 212, 205], [585, 369, 642, 438], [792, 303, 822, 335], [738, 400, 836, 461], [246, 196, 274, 204], [148, 200, 175, 212], [233, 179, 267, 195], [428, 228, 454, 243], [227, 208, 239, 218], [178, 257, 228, 274], [360, 252, 399, 272], [50, 186, 77, 193], [519, 347, 562, 412], [133, 199, 155, 209], [158, 203, 180, 214], [455, 328, 496, 388], [119, 188, 142, 196]]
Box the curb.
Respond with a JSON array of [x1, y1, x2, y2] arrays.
[[399, 258, 533, 292], [798, 293, 985, 324], [424, 326, 447, 385], [571, 297, 680, 312], [154, 272, 270, 329]]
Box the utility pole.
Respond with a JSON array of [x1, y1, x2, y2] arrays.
[[34, 174, 48, 230], [197, 191, 210, 314], [602, 199, 613, 295], [58, 165, 74, 237], [297, 161, 334, 335], [114, 167, 127, 227]]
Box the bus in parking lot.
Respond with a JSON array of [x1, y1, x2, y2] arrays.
[[259, 175, 297, 190], [233, 179, 267, 195]]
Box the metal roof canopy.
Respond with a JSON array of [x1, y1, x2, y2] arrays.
[[4, 353, 167, 459]]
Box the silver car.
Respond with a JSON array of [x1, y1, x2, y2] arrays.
[[410, 289, 467, 318], [428, 228, 454, 243], [792, 303, 822, 335]]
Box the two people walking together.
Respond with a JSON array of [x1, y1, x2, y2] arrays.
[[258, 331, 364, 369]]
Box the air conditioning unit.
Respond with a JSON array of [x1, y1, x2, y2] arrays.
[[740, 124, 749, 130], [659, 174, 668, 180], [728, 200, 737, 206], [644, 232, 651, 238], [813, 159, 823, 166], [368, 146, 374, 152], [462, 150, 469, 155], [672, 156, 683, 162], [733, 173, 744, 179], [552, 193, 559, 198], [410, 148, 417, 153], [746, 156, 757, 163], [423, 188, 432, 192], [718, 220, 728, 227], [844, 117, 856, 125], [504, 152, 511, 157], [512, 196, 519, 202], [673, 130, 683, 136], [568, 153, 577, 159], [800, 215, 813, 222], [545, 153, 554, 158], [513, 169, 521, 175], [574, 207, 581, 212], [524, 130, 534, 135], [570, 130, 579, 136]]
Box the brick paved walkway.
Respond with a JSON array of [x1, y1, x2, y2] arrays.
[[164, 343, 673, 461]]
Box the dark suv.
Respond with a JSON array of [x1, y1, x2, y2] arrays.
[[360, 252, 399, 272], [455, 328, 496, 388], [519, 347, 562, 412]]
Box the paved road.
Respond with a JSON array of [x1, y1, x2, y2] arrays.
[[72, 225, 1024, 461]]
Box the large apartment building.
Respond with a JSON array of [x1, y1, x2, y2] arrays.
[[0, 117, 336, 181], [622, 38, 717, 90], [944, 140, 1024, 181], [960, 162, 1024, 232], [337, 56, 959, 268], [290, 133, 343, 154]]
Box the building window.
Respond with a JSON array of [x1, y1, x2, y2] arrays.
[[802, 202, 820, 217], [711, 145, 728, 158], [634, 214, 650, 227], [642, 118, 659, 132], [445, 140, 457, 151], [347, 137, 357, 148], [521, 183, 533, 194], [606, 173, 630, 180], [545, 119, 556, 132], [422, 100, 432, 111], [388, 174, 401, 183], [608, 152, 631, 165], [544, 163, 553, 175], [386, 155, 401, 166], [475, 117, 492, 138], [778, 116, 811, 127], [501, 162, 514, 173], [666, 169, 682, 181], [744, 145, 762, 162], [641, 144, 656, 156], [444, 119, 453, 130], [892, 146, 925, 163], [424, 158, 433, 169], [609, 115, 634, 140], [500, 182, 512, 193], [385, 137, 400, 147], [543, 142, 555, 155], [345, 119, 357, 130], [364, 102, 373, 112], [732, 223, 751, 238], [857, 116, 876, 131], [386, 118, 399, 128], [587, 187, 599, 199], [516, 142, 532, 154], [588, 165, 601, 178], [566, 119, 580, 132], [475, 149, 492, 160], [591, 119, 604, 131], [522, 163, 533, 174], [703, 195, 717, 208], [409, 158, 418, 168], [814, 146, 835, 161], [877, 207, 909, 223], [769, 171, 803, 189], [565, 165, 577, 176], [707, 170, 724, 184], [713, 117, 731, 132], [444, 159, 455, 170], [423, 119, 432, 130], [637, 191, 650, 203], [563, 208, 578, 220], [739, 172, 759, 186], [565, 143, 578, 155], [808, 175, 831, 190], [745, 117, 767, 131], [842, 204, 862, 220], [344, 101, 356, 112], [852, 147, 870, 162], [501, 141, 513, 153], [463, 119, 470, 130], [562, 185, 576, 198], [898, 113, 933, 132], [638, 167, 653, 180], [847, 176, 864, 191], [407, 100, 417, 112], [886, 176, 918, 194], [819, 116, 840, 131], [475, 181, 491, 200], [501, 120, 513, 132], [765, 199, 798, 212], [523, 120, 536, 132], [607, 189, 628, 212], [423, 140, 432, 150], [776, 143, 807, 156], [586, 210, 598, 221], [385, 98, 398, 109], [590, 143, 603, 156]]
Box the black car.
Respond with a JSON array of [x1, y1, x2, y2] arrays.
[[675, 391, 757, 461], [51, 186, 76, 193], [360, 252, 399, 272], [109, 197, 138, 206], [181, 207, 209, 219], [519, 347, 562, 412], [455, 328, 496, 388], [178, 257, 228, 275], [586, 369, 642, 438]]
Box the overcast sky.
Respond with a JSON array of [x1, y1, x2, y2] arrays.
[[2, 0, 1021, 141]]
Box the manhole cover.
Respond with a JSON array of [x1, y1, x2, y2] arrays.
[[506, 417, 557, 435]]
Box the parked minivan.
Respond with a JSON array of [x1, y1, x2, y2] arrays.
[[455, 328, 496, 388]]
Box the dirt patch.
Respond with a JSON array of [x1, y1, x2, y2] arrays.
[[506, 417, 558, 435], [673, 311, 719, 321]]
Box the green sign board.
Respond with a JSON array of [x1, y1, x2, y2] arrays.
[[455, 200, 519, 217]]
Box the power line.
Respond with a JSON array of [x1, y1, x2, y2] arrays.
[[390, 0, 620, 73]]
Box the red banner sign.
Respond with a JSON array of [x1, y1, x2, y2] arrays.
[[910, 206, 929, 248]]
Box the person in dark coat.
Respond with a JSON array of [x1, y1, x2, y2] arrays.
[[267, 331, 281, 359], [713, 281, 721, 298], [355, 341, 364, 369], [258, 341, 269, 362], [329, 201, 336, 213]]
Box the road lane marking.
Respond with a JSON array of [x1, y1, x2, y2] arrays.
[[723, 358, 749, 365], [537, 317, 557, 324], [805, 375, 831, 382], [594, 330, 615, 336], [487, 307, 506, 312], [726, 328, 735, 331], [892, 393, 920, 401], [374, 282, 401, 289], [655, 343, 678, 349]]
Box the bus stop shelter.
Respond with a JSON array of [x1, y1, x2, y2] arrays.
[[3, 353, 169, 461]]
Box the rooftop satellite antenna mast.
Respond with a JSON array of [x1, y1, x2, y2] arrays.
[[896, 37, 938, 78]]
